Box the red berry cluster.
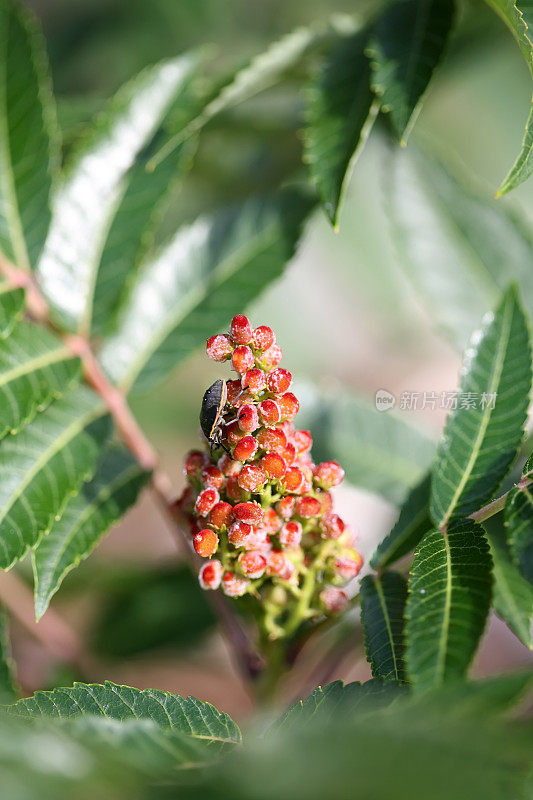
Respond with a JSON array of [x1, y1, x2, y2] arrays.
[[178, 315, 363, 638]]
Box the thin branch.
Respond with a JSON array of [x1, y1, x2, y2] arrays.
[[469, 475, 532, 524]]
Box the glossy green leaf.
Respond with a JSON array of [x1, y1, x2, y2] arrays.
[[0, 284, 23, 339], [36, 54, 200, 333], [405, 520, 493, 691], [9, 681, 242, 746], [90, 138, 196, 335], [0, 0, 59, 270], [0, 387, 108, 570], [360, 572, 408, 682], [149, 25, 325, 170], [33, 445, 151, 619], [484, 1, 533, 193], [409, 671, 533, 716], [370, 473, 432, 569], [99, 189, 315, 392], [497, 100, 533, 195], [485, 518, 533, 648], [430, 287, 531, 529], [0, 320, 80, 440], [368, 0, 455, 143], [506, 481, 533, 584], [304, 29, 377, 226], [0, 607, 17, 703], [270, 679, 401, 734], [387, 146, 533, 350], [298, 384, 435, 505]]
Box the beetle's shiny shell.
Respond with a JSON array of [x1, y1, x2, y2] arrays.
[[200, 379, 227, 440]]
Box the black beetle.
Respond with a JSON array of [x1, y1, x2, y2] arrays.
[[200, 379, 230, 454]]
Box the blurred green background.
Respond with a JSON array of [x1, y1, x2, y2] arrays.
[[13, 0, 532, 716]]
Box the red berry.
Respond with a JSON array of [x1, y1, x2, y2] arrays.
[[334, 553, 363, 581], [193, 529, 219, 558], [230, 314, 253, 345], [320, 587, 348, 613], [199, 560, 223, 590], [238, 464, 267, 492], [218, 453, 242, 476], [226, 475, 250, 502], [314, 461, 345, 489], [222, 571, 249, 597], [267, 551, 295, 581], [233, 502, 263, 526], [262, 507, 282, 534], [321, 513, 345, 539], [233, 436, 258, 462], [281, 442, 296, 466], [206, 334, 233, 362], [256, 427, 287, 455], [252, 326, 275, 352], [262, 343, 282, 368], [200, 465, 224, 490], [278, 392, 299, 420], [261, 452, 287, 479], [279, 520, 302, 548], [238, 404, 259, 433], [242, 368, 266, 394], [227, 420, 245, 446], [267, 368, 292, 394], [232, 345, 254, 374], [228, 520, 254, 547], [209, 501, 234, 530], [293, 430, 312, 454], [226, 379, 243, 406], [258, 399, 281, 424], [281, 467, 305, 493], [296, 496, 321, 519], [184, 450, 208, 478], [276, 496, 295, 520], [239, 551, 266, 579], [195, 488, 220, 517], [318, 491, 333, 515]]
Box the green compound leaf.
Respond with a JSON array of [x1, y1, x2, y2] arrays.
[[304, 29, 377, 227], [99, 189, 315, 393], [33, 445, 151, 620], [506, 480, 533, 585], [0, 0, 59, 270], [371, 473, 432, 569], [360, 572, 408, 683], [405, 520, 493, 691], [430, 286, 531, 529], [368, 0, 455, 143], [0, 320, 81, 440], [8, 681, 242, 747], [0, 285, 24, 339], [0, 387, 108, 570], [485, 518, 533, 648], [497, 100, 533, 196], [387, 146, 533, 351], [36, 53, 200, 333], [270, 679, 402, 734]]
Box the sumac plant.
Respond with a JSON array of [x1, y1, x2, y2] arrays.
[[0, 0, 532, 796]]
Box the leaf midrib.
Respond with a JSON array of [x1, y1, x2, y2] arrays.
[[374, 576, 401, 680], [435, 529, 453, 685], [438, 293, 513, 527], [119, 222, 279, 391], [0, 345, 73, 388], [0, 402, 104, 525]]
